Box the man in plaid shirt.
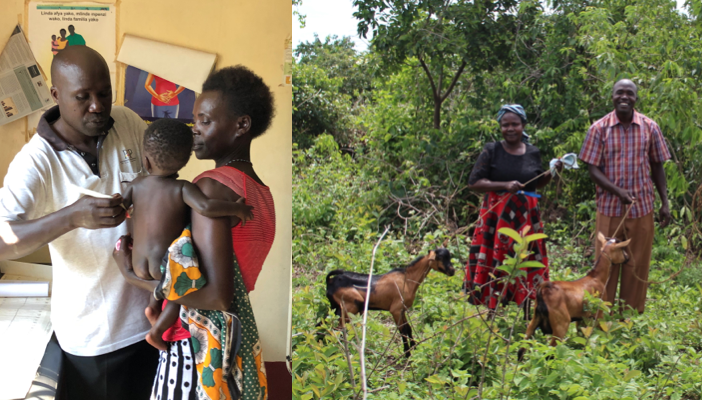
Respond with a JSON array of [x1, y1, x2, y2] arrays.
[[579, 79, 671, 314]]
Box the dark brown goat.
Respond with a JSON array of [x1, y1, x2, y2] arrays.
[[325, 248, 455, 356]]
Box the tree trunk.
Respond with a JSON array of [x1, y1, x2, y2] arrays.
[[433, 98, 441, 129], [418, 56, 467, 131]]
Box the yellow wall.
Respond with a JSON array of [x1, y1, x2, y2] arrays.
[[0, 0, 292, 361]]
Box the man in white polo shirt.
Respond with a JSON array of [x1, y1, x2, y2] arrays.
[[0, 46, 157, 399]]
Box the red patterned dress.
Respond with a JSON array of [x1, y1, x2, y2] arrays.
[[464, 142, 550, 309]]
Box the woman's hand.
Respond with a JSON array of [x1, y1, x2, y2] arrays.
[[504, 180, 524, 194]]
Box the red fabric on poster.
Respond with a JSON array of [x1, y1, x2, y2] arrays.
[[150, 75, 179, 106]]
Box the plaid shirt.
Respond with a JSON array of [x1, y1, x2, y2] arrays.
[[579, 110, 671, 218]]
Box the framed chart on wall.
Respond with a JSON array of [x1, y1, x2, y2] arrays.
[[27, 2, 116, 102]]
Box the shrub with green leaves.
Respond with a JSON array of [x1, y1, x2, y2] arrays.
[[293, 0, 702, 397]]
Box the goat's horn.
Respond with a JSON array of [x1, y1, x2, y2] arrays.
[[614, 238, 632, 248], [597, 231, 606, 246]]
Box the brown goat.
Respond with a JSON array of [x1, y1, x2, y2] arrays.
[[518, 232, 630, 360], [325, 248, 455, 356]]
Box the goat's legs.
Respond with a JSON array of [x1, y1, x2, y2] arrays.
[[522, 298, 531, 321], [524, 314, 540, 341], [402, 312, 415, 356], [338, 302, 349, 330], [518, 313, 541, 361], [547, 304, 570, 346], [549, 323, 569, 347], [334, 290, 364, 329], [391, 307, 414, 357]]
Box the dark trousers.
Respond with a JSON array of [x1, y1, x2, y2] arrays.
[[58, 339, 159, 400]]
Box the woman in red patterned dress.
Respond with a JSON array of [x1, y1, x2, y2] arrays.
[[464, 104, 561, 315]]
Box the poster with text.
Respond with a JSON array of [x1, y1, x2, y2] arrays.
[[123, 65, 195, 126], [28, 2, 116, 102]]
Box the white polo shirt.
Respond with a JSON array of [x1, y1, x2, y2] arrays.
[[0, 105, 152, 356]]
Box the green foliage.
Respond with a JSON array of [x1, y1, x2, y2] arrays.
[[293, 134, 702, 398], [497, 227, 547, 272], [294, 0, 702, 249], [354, 0, 521, 128], [293, 0, 306, 28], [293, 36, 373, 147], [293, 0, 702, 398]]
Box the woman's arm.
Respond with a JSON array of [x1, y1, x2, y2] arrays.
[[182, 181, 253, 222], [171, 178, 238, 311], [468, 179, 522, 193], [467, 143, 522, 193]]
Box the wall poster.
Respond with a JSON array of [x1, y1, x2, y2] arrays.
[[123, 65, 196, 125], [28, 2, 116, 102]]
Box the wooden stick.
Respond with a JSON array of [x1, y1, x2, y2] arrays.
[[359, 226, 390, 400], [612, 202, 634, 238]]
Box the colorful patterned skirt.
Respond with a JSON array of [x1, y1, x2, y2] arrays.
[[153, 226, 269, 400], [464, 192, 550, 309]]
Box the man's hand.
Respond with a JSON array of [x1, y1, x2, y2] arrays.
[[659, 203, 671, 228], [69, 194, 126, 229], [616, 188, 636, 205], [555, 160, 564, 173]]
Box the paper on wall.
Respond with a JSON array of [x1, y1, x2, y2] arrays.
[[117, 35, 217, 93], [283, 34, 292, 86], [0, 25, 53, 127]]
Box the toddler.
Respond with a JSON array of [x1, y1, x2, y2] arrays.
[[121, 118, 252, 350]]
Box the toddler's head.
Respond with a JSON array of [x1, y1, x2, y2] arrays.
[[143, 119, 193, 174]]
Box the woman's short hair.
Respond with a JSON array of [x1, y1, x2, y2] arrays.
[[202, 65, 275, 139]]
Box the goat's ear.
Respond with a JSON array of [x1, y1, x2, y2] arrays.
[[616, 238, 632, 248], [597, 232, 606, 247], [428, 251, 436, 261]]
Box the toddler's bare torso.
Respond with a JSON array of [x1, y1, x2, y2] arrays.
[[129, 175, 190, 279]]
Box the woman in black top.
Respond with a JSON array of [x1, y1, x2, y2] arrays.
[[464, 104, 561, 312]]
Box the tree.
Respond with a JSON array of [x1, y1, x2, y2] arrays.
[[353, 0, 520, 129], [293, 35, 373, 147], [293, 0, 305, 28]]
